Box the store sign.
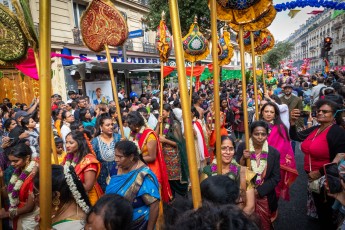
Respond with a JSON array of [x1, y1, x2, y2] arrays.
[[128, 30, 144, 39], [72, 51, 160, 64]]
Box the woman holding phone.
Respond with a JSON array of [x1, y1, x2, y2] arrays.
[[290, 99, 345, 229]]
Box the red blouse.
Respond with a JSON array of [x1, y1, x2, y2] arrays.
[[301, 126, 331, 172]]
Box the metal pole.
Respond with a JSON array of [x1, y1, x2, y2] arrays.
[[261, 56, 267, 95], [210, 0, 222, 175], [168, 0, 201, 209], [238, 26, 250, 167], [250, 32, 259, 120], [39, 0, 52, 227], [105, 45, 125, 137]]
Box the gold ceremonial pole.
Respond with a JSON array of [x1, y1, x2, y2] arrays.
[[104, 45, 124, 137], [168, 0, 202, 209], [239, 26, 250, 167], [210, 0, 222, 175], [250, 32, 259, 120], [190, 62, 194, 103], [160, 62, 164, 135], [261, 56, 267, 95], [39, 0, 52, 227]]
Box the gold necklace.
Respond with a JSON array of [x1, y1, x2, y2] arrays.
[[51, 201, 71, 219]]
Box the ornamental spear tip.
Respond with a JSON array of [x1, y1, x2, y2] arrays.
[[161, 11, 166, 20]]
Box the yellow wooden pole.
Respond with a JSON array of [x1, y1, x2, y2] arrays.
[[250, 32, 259, 120], [261, 56, 267, 95], [189, 65, 193, 102], [160, 62, 164, 135], [168, 0, 201, 209], [104, 45, 124, 137], [210, 0, 222, 175], [39, 0, 52, 227], [239, 26, 250, 167]]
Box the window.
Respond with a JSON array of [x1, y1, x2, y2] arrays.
[[0, 0, 15, 11], [73, 2, 87, 28], [142, 21, 148, 43]]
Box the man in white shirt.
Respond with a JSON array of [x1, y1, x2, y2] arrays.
[[311, 77, 326, 105]]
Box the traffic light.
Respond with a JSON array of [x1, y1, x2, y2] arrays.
[[324, 37, 333, 51]]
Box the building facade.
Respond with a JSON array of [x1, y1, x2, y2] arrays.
[[286, 8, 345, 73]]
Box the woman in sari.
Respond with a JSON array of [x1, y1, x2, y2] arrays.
[[92, 116, 121, 192], [127, 111, 172, 202], [0, 143, 39, 230], [260, 102, 298, 200], [155, 104, 189, 197], [34, 165, 90, 229], [106, 140, 160, 230], [52, 108, 63, 137], [206, 100, 228, 149], [63, 130, 102, 205], [201, 135, 256, 216], [237, 121, 280, 230]]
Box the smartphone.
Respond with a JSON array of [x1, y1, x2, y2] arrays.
[[324, 162, 343, 194], [300, 111, 310, 118]]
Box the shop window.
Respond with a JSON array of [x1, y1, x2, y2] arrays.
[[73, 2, 87, 28], [142, 21, 149, 43]]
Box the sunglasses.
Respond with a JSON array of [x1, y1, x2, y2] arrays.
[[317, 109, 333, 114]]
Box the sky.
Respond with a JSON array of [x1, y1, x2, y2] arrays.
[[268, 0, 324, 42]]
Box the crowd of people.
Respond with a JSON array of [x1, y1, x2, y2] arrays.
[[1, 68, 345, 229]]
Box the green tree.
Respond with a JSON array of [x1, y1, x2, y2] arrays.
[[146, 0, 212, 36], [263, 41, 294, 69]]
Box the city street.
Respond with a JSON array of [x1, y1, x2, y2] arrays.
[[275, 143, 320, 230]]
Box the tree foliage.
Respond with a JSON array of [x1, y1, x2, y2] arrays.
[[263, 41, 294, 69], [146, 0, 211, 36]]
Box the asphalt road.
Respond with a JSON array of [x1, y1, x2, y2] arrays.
[[274, 142, 320, 230]]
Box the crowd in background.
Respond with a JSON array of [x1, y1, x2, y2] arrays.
[[1, 69, 345, 229]]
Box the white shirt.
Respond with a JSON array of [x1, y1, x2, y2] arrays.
[[276, 103, 290, 131]]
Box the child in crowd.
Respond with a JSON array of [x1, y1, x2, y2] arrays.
[[52, 137, 66, 164]]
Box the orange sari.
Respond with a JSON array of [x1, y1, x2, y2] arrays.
[[74, 154, 103, 205]]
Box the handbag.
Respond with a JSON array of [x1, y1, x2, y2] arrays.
[[307, 154, 323, 194]]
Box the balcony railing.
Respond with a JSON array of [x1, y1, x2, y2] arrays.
[[332, 22, 342, 31], [125, 0, 149, 6], [301, 41, 307, 47], [143, 42, 158, 54], [72, 27, 83, 45]]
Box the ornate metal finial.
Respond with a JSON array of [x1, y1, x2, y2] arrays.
[[194, 15, 198, 24], [223, 24, 229, 31], [161, 11, 166, 21]]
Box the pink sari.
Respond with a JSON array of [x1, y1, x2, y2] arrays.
[[268, 124, 298, 200]]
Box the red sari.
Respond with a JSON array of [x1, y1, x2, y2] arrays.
[[138, 128, 172, 202], [74, 154, 103, 205]]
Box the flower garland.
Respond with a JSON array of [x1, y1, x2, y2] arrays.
[[64, 152, 79, 168], [210, 159, 240, 180], [64, 165, 90, 213], [162, 119, 171, 137], [129, 126, 146, 154], [8, 160, 36, 212], [249, 138, 269, 186]]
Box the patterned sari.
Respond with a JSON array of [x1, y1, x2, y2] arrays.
[[106, 166, 160, 229], [74, 154, 103, 205]]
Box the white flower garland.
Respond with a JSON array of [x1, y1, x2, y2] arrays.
[[130, 126, 146, 154], [249, 138, 269, 185], [8, 160, 36, 212], [63, 165, 90, 213]]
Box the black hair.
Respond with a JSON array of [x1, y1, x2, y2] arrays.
[[4, 118, 16, 131], [200, 175, 239, 205], [170, 202, 259, 230], [191, 106, 200, 119], [54, 137, 63, 145], [52, 109, 62, 121], [250, 120, 269, 134], [109, 107, 116, 116], [115, 140, 140, 161], [127, 111, 145, 128], [151, 102, 160, 110], [84, 126, 96, 138], [137, 107, 148, 114], [163, 104, 180, 134], [269, 94, 282, 105], [70, 121, 83, 131], [163, 196, 193, 228], [20, 103, 27, 110], [66, 131, 92, 163], [259, 102, 289, 140], [9, 143, 32, 159], [79, 108, 90, 122], [315, 99, 343, 125], [21, 116, 33, 130], [34, 165, 91, 208], [86, 194, 132, 230], [95, 116, 113, 136]]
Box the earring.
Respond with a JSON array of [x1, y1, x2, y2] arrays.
[[100, 128, 103, 133], [52, 192, 61, 211]]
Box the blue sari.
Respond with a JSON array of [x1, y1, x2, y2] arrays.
[[106, 166, 160, 228]]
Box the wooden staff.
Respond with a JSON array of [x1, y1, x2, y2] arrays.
[[210, 0, 222, 175], [238, 26, 250, 167], [190, 62, 194, 103], [261, 56, 267, 95], [168, 0, 202, 209], [250, 32, 259, 120], [39, 0, 52, 227], [159, 62, 164, 135], [104, 45, 124, 137]]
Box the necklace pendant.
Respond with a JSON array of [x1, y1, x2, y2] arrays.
[[106, 175, 111, 185]]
